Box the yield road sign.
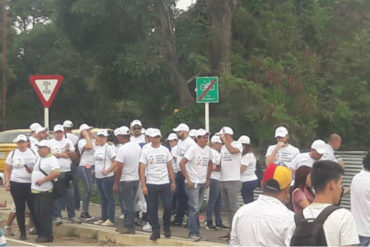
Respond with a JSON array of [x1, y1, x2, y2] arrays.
[[196, 77, 219, 103], [29, 75, 64, 108]]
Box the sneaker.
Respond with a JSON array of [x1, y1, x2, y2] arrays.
[[164, 230, 171, 238], [150, 232, 160, 241], [190, 235, 201, 242], [94, 219, 104, 225], [4, 226, 14, 236], [55, 217, 63, 225], [69, 217, 82, 224], [219, 233, 230, 241], [81, 212, 94, 220], [206, 223, 216, 230], [216, 223, 228, 229], [19, 234, 27, 240], [101, 219, 114, 226], [142, 222, 152, 232], [170, 220, 182, 226], [116, 227, 135, 234], [118, 214, 124, 220], [29, 227, 36, 235], [36, 237, 53, 243]]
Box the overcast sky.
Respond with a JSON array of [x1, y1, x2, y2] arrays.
[[177, 0, 196, 10]]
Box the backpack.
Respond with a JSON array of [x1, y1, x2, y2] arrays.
[[290, 205, 340, 246]]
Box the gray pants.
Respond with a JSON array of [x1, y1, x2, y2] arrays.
[[220, 181, 242, 231]]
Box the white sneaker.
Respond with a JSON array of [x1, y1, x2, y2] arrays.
[[55, 217, 63, 225], [142, 222, 152, 232], [119, 214, 124, 220], [94, 219, 104, 225], [101, 219, 114, 226]]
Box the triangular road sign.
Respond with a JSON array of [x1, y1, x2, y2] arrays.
[[29, 75, 64, 108]]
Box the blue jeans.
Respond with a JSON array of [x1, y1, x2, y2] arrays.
[[95, 176, 115, 222], [359, 236, 370, 246], [241, 179, 259, 204], [185, 183, 206, 236], [54, 186, 75, 218], [147, 183, 172, 234], [119, 180, 139, 230], [77, 166, 94, 212], [206, 179, 221, 225]]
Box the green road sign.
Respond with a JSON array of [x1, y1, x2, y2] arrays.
[[196, 77, 219, 103]]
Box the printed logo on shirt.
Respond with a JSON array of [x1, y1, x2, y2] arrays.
[[15, 158, 25, 168], [201, 157, 209, 166], [94, 152, 105, 161], [222, 152, 232, 161]]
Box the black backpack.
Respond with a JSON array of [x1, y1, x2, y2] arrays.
[[290, 205, 340, 246]]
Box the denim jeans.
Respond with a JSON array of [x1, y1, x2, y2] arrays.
[[220, 181, 242, 231], [174, 172, 188, 223], [54, 186, 75, 219], [206, 179, 222, 225], [119, 180, 139, 230], [32, 192, 54, 240], [359, 236, 370, 246], [147, 183, 172, 234], [95, 176, 115, 222], [185, 183, 206, 236], [77, 166, 94, 212], [241, 179, 259, 204]]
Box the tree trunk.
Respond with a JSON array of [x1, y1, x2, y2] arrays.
[[209, 0, 238, 76], [156, 0, 194, 107]]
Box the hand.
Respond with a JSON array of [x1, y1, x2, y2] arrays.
[[171, 182, 176, 192], [186, 180, 194, 188], [101, 169, 109, 175], [205, 179, 210, 189], [5, 182, 10, 191], [65, 143, 70, 151], [82, 130, 89, 138], [276, 141, 285, 149], [142, 185, 148, 195], [113, 183, 119, 193], [36, 179, 44, 186]]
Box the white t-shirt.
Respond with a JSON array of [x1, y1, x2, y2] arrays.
[[183, 144, 213, 184], [130, 135, 146, 145], [29, 136, 38, 150], [31, 155, 60, 192], [240, 152, 258, 182], [6, 149, 37, 183], [210, 148, 221, 180], [94, 143, 116, 179], [265, 144, 300, 165], [321, 144, 338, 162], [139, 144, 172, 185], [65, 132, 79, 146], [170, 146, 179, 173], [303, 203, 359, 246], [49, 138, 75, 172], [288, 152, 316, 170], [220, 141, 243, 181], [78, 139, 96, 167], [351, 169, 370, 237], [176, 136, 196, 158], [115, 141, 141, 181]]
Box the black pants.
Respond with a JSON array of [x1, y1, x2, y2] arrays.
[[174, 172, 188, 223], [10, 182, 34, 235], [32, 192, 54, 240], [71, 165, 80, 209]]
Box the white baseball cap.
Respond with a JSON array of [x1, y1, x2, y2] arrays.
[[311, 139, 327, 155], [36, 140, 50, 148], [97, 129, 109, 137], [238, 135, 251, 144], [189, 129, 198, 137], [210, 135, 222, 144], [196, 128, 209, 137], [14, 134, 28, 143], [130, 120, 142, 128], [173, 123, 190, 132], [218, 126, 234, 135], [30, 123, 41, 132], [114, 126, 130, 136], [79, 124, 93, 132], [36, 126, 47, 135], [145, 128, 154, 136], [53, 124, 64, 132], [167, 133, 178, 141], [63, 120, 73, 128], [275, 126, 288, 138], [149, 128, 161, 137]]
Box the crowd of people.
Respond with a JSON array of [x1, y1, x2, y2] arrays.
[[1, 120, 369, 246]]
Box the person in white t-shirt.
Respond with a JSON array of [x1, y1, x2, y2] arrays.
[[110, 126, 141, 234], [288, 139, 327, 171], [77, 124, 96, 220], [63, 120, 78, 146], [265, 126, 300, 166], [351, 152, 370, 246], [296, 160, 359, 246], [31, 126, 48, 152], [29, 123, 41, 148], [4, 134, 37, 240], [180, 129, 213, 241], [130, 120, 146, 146], [219, 126, 243, 239], [172, 123, 195, 226], [139, 129, 176, 241], [322, 134, 345, 168], [166, 133, 179, 214], [205, 135, 228, 230], [49, 124, 80, 225], [31, 140, 61, 243], [238, 135, 258, 204]]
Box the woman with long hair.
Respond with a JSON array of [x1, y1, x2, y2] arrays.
[[291, 166, 315, 212]]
